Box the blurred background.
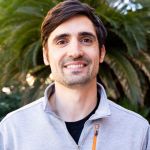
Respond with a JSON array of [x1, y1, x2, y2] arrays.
[[0, 0, 150, 121]]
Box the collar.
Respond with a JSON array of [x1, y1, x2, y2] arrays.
[[43, 82, 111, 119], [43, 82, 55, 113], [89, 83, 111, 120]]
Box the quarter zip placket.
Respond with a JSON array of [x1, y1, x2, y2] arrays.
[[78, 120, 100, 150], [92, 124, 100, 150], [50, 112, 100, 150]]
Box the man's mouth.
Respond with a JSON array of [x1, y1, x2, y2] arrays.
[[64, 61, 87, 69]]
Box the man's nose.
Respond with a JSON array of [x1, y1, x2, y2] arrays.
[[67, 39, 83, 58]]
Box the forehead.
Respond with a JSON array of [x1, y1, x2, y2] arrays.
[[48, 15, 97, 40]]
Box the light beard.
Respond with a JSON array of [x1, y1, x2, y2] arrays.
[[52, 55, 100, 88], [62, 67, 98, 87]]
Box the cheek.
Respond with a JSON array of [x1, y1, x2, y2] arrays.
[[48, 50, 64, 68], [90, 51, 100, 67], [93, 55, 100, 66], [88, 48, 100, 61]]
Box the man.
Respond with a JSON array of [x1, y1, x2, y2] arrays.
[[0, 0, 149, 149]]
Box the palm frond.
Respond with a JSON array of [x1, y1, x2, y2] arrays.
[[96, 3, 147, 56], [105, 50, 143, 105], [130, 52, 150, 81], [98, 63, 120, 100]]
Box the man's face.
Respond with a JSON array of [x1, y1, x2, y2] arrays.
[[43, 15, 105, 87]]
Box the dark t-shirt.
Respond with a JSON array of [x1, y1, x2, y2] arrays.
[[65, 93, 100, 144]]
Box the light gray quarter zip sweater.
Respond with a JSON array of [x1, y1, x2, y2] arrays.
[[0, 83, 149, 150]]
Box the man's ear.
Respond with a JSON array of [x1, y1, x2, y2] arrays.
[[99, 45, 106, 63], [43, 47, 49, 65]]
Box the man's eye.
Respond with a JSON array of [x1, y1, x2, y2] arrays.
[[81, 38, 93, 45], [56, 39, 68, 45]]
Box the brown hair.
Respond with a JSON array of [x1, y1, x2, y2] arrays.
[[41, 0, 107, 48]]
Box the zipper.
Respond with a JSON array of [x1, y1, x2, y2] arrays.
[[92, 124, 100, 150], [78, 122, 100, 150], [59, 118, 100, 150]]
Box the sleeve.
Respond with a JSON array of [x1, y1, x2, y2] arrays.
[[142, 125, 150, 150], [0, 124, 4, 150], [146, 125, 150, 150]]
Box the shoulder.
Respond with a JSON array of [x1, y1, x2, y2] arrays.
[[108, 100, 149, 127], [0, 97, 44, 126]]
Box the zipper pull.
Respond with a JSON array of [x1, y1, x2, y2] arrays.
[[92, 124, 100, 150]]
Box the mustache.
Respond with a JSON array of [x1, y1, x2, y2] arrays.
[[61, 56, 91, 66]]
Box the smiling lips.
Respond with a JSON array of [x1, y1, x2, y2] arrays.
[[64, 61, 87, 69]]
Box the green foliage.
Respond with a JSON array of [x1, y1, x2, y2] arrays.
[[105, 50, 142, 105], [0, 88, 21, 121], [96, 2, 147, 56], [0, 0, 56, 86]]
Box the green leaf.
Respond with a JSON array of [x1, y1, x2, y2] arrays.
[[105, 50, 143, 105]]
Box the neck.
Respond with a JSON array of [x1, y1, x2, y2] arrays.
[[49, 79, 98, 122]]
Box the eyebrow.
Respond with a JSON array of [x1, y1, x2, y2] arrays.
[[79, 32, 96, 40], [53, 33, 69, 43]]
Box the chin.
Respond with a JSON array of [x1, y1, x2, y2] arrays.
[[63, 77, 95, 87]]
